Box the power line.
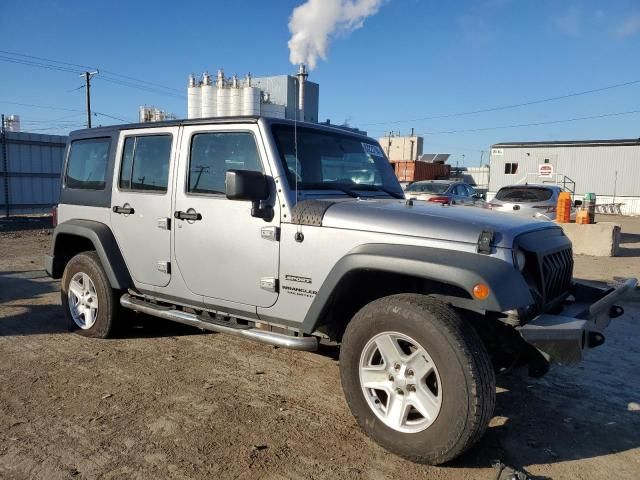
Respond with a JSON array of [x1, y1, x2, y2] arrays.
[[96, 76, 185, 99], [0, 49, 96, 71], [0, 49, 184, 96], [99, 69, 184, 93], [414, 108, 640, 135], [361, 79, 640, 127], [0, 100, 85, 113], [93, 111, 132, 123], [0, 99, 132, 124], [0, 55, 82, 74]]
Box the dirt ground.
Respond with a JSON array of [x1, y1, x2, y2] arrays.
[[1, 216, 639, 480]]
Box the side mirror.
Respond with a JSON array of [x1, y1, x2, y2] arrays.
[[574, 199, 583, 207], [226, 170, 272, 220], [226, 169, 268, 201]]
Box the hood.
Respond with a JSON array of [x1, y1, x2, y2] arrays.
[[321, 198, 558, 248]]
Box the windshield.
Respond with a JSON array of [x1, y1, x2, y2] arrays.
[[271, 125, 403, 196], [495, 186, 553, 202], [405, 182, 450, 194]]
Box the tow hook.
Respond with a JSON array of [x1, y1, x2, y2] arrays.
[[587, 331, 605, 349], [609, 305, 624, 318]]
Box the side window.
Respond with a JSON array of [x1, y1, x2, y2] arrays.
[[119, 135, 172, 192], [188, 132, 262, 195], [65, 138, 111, 190], [504, 162, 519, 175]]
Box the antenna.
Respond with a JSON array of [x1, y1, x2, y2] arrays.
[[294, 70, 300, 208]]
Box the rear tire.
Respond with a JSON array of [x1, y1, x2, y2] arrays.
[[61, 251, 118, 339], [340, 294, 495, 465]]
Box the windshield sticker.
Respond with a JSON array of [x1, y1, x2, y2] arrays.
[[362, 143, 384, 157]]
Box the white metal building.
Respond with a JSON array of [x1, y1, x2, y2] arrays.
[[489, 139, 640, 215]]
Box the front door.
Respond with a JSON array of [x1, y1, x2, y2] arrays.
[[173, 125, 279, 308], [110, 128, 178, 287]]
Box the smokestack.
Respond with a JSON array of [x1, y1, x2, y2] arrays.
[[297, 63, 308, 121]]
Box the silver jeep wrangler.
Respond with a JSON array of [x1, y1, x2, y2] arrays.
[[45, 116, 637, 464]]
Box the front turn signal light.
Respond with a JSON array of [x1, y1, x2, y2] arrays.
[[472, 283, 490, 300]]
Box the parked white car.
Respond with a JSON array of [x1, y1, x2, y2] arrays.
[[488, 184, 579, 221]]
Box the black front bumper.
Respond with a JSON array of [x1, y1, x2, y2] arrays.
[[518, 278, 638, 364]]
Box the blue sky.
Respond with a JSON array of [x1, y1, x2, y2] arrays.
[[1, 0, 639, 166]]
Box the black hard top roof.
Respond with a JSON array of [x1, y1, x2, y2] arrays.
[[69, 116, 372, 140]]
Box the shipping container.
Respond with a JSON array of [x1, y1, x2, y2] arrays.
[[391, 161, 451, 182]]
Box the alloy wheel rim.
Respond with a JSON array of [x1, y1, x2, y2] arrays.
[[359, 331, 442, 433], [67, 272, 99, 329]]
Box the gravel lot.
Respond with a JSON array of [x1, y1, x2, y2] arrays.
[[1, 216, 639, 480]]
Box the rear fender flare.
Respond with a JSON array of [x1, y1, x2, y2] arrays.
[[48, 219, 133, 290]]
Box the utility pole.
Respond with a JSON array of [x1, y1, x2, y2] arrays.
[[81, 70, 99, 128], [1, 114, 9, 217]]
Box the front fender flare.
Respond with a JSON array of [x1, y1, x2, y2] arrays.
[[301, 243, 533, 334]]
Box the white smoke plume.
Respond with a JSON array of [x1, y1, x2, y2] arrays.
[[288, 0, 385, 70]]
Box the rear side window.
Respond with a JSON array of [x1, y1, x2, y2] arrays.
[[65, 138, 111, 190], [188, 132, 262, 195], [119, 135, 172, 192], [405, 182, 449, 194], [495, 187, 553, 202]]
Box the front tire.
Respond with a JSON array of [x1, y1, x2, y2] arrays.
[[61, 251, 118, 338], [340, 294, 495, 465]]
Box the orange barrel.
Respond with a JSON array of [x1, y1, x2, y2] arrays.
[[576, 209, 589, 225], [556, 192, 571, 223]]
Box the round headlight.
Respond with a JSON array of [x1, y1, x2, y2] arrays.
[[515, 249, 526, 271]]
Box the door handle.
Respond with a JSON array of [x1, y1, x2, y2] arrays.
[[174, 210, 202, 221], [113, 205, 135, 214]]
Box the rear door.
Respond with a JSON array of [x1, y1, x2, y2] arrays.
[[110, 128, 179, 287]]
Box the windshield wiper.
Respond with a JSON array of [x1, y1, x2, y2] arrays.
[[352, 184, 404, 199], [299, 182, 360, 198]]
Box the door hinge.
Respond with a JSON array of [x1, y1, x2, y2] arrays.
[[157, 217, 171, 230], [260, 226, 280, 242], [157, 261, 171, 274], [260, 277, 278, 293]]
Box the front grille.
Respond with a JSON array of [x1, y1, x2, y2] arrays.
[[541, 248, 573, 304]]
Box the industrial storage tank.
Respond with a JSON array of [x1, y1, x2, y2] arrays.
[[242, 86, 261, 116], [229, 75, 242, 116], [216, 87, 228, 117], [187, 74, 201, 119], [200, 72, 216, 118]]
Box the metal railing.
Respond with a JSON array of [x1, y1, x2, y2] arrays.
[[516, 173, 576, 195]]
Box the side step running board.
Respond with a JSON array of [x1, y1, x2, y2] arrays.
[[120, 294, 318, 351]]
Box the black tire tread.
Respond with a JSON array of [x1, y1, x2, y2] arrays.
[[61, 251, 117, 339], [341, 293, 495, 464]]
